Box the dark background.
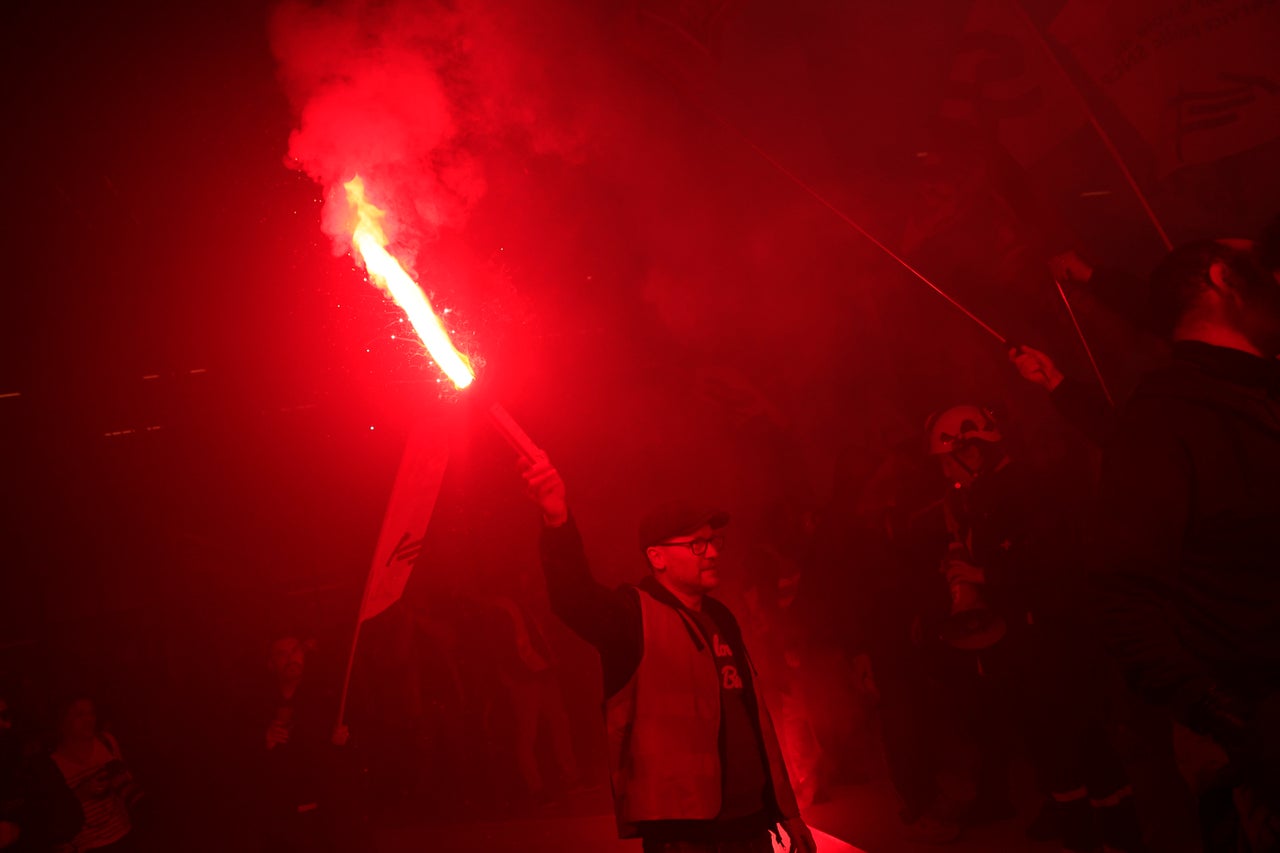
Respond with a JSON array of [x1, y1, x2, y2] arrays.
[[4, 0, 1278, 845]]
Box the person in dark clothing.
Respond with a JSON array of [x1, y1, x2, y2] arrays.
[[1009, 341, 1207, 851], [253, 636, 363, 853], [837, 453, 962, 843], [925, 404, 1143, 852], [520, 452, 816, 853], [487, 572, 582, 804], [1094, 238, 1280, 851], [0, 693, 82, 853]]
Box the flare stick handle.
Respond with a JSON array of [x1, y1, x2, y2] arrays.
[[488, 402, 541, 461]]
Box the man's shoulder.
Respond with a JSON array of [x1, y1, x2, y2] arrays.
[[607, 581, 645, 617], [1136, 356, 1204, 389], [634, 575, 669, 600], [1117, 362, 1216, 427], [1123, 355, 1277, 434]]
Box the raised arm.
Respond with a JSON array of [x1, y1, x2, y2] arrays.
[[520, 453, 641, 689], [1009, 345, 1116, 445]]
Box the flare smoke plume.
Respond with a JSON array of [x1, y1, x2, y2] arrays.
[[269, 0, 602, 263]]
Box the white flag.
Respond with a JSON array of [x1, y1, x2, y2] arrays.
[[359, 421, 449, 622]]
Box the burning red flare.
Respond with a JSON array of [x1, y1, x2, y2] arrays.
[[344, 175, 475, 389]]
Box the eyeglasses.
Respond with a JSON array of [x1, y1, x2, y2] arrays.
[[657, 534, 725, 556]]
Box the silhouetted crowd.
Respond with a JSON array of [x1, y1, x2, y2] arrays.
[[5, 221, 1280, 853], [801, 222, 1280, 852]]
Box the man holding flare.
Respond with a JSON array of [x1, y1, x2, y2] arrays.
[[521, 451, 816, 853]]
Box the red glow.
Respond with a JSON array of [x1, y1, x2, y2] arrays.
[[773, 826, 865, 852]]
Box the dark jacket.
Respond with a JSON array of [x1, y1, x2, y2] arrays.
[[1093, 341, 1280, 720]]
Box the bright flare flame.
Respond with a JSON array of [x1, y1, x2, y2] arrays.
[[344, 176, 474, 389]]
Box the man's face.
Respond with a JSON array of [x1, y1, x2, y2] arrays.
[[269, 637, 306, 681], [1202, 240, 1280, 354], [647, 524, 723, 596]]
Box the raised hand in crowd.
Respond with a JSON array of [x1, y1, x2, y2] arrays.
[[1048, 249, 1094, 284], [780, 815, 818, 853], [1008, 345, 1064, 391], [265, 712, 290, 750], [520, 451, 568, 527]]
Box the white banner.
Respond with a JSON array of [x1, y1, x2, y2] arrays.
[[941, 0, 1086, 167], [359, 421, 449, 622], [1051, 0, 1280, 174]]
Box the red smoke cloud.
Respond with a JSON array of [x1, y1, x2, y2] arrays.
[[271, 0, 483, 257], [269, 0, 610, 262], [266, 0, 914, 424]]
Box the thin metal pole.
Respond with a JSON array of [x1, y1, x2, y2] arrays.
[[1013, 1, 1174, 251], [336, 561, 377, 727], [1054, 277, 1115, 407], [708, 113, 1009, 345], [488, 401, 541, 462]]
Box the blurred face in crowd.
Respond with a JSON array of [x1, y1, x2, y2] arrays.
[[1217, 240, 1280, 355], [268, 637, 306, 683], [939, 442, 986, 489], [646, 524, 724, 598], [61, 699, 96, 743]]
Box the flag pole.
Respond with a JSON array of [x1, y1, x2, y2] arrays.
[[1013, 1, 1174, 251], [335, 578, 373, 728], [1053, 277, 1115, 407], [705, 111, 1009, 345]]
